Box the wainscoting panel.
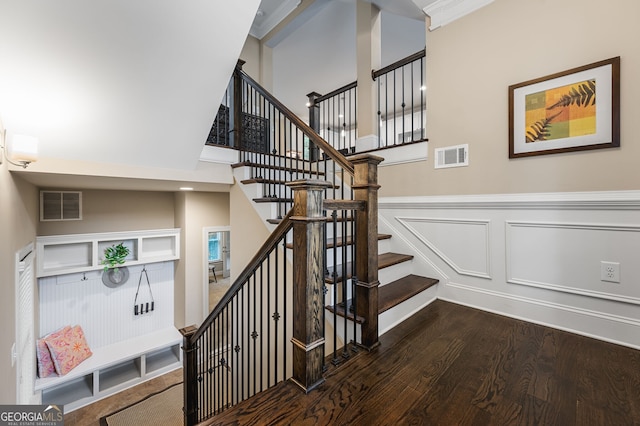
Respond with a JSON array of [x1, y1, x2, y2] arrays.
[[38, 262, 175, 349], [396, 217, 491, 279], [379, 191, 640, 349], [506, 221, 640, 304]]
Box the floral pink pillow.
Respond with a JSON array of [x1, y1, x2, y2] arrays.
[[45, 325, 93, 376], [36, 326, 70, 378]]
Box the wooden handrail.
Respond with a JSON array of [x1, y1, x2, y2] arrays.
[[314, 80, 358, 104], [372, 49, 426, 80], [238, 69, 355, 177]]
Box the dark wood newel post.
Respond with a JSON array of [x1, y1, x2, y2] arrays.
[[231, 59, 245, 150], [351, 153, 384, 350], [287, 179, 332, 393], [180, 325, 198, 426]]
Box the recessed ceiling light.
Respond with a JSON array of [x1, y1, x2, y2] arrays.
[[180, 187, 194, 191]]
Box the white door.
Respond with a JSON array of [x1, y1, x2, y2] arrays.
[[16, 243, 39, 404]]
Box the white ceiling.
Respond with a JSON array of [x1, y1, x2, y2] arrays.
[[0, 0, 433, 192], [0, 0, 260, 173]]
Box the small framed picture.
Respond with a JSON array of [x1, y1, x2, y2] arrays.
[[509, 57, 620, 158]]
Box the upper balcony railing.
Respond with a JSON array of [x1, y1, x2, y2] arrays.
[[305, 49, 426, 154]]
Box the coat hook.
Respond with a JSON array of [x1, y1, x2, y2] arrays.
[[81, 272, 88, 281]]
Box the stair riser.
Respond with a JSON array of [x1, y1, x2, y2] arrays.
[[324, 315, 360, 355], [324, 279, 355, 307], [325, 247, 353, 268], [378, 260, 413, 285], [378, 284, 438, 335]]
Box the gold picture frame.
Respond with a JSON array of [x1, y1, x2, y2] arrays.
[[509, 57, 620, 158]]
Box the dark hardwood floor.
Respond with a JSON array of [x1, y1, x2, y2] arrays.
[[206, 300, 640, 425], [65, 300, 640, 425]]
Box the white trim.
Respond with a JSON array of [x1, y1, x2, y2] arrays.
[[203, 226, 231, 322], [423, 0, 494, 30], [505, 220, 640, 305], [395, 216, 491, 279], [378, 141, 428, 167], [441, 281, 640, 350], [378, 214, 449, 282], [380, 190, 640, 210], [199, 145, 239, 165]]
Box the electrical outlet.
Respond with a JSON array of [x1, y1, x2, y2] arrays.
[[600, 261, 620, 283]]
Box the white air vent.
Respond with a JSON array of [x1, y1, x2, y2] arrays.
[[435, 144, 468, 169], [40, 191, 82, 221]]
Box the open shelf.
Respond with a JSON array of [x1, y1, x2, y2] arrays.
[[99, 358, 142, 392], [146, 344, 181, 374], [42, 374, 93, 407], [36, 228, 180, 277]]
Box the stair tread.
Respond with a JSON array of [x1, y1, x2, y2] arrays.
[[326, 252, 413, 284], [378, 274, 439, 314], [253, 197, 293, 203], [268, 215, 354, 225], [378, 252, 414, 269], [241, 178, 339, 189], [232, 161, 326, 176], [326, 274, 439, 322]]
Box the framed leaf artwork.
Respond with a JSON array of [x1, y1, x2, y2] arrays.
[[509, 57, 620, 158]]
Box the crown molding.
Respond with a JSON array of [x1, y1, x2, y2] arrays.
[[423, 0, 494, 30]]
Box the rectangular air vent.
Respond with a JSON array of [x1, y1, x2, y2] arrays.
[[40, 191, 82, 221], [435, 144, 468, 169]]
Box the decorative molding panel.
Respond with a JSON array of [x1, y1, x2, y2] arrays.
[[380, 190, 640, 210], [423, 0, 494, 30], [444, 281, 640, 341], [396, 216, 491, 279], [506, 221, 640, 305]]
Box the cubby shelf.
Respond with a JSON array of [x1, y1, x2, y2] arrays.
[[36, 228, 180, 277], [36, 327, 182, 413]]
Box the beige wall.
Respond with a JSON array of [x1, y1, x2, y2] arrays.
[[0, 172, 39, 404], [240, 35, 261, 81], [174, 191, 230, 328], [38, 190, 176, 235], [229, 184, 271, 283], [379, 0, 640, 197]]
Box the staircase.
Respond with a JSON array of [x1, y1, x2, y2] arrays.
[[181, 61, 439, 426], [232, 154, 439, 346]]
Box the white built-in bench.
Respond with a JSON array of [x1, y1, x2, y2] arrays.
[[35, 229, 183, 413], [35, 327, 182, 412]]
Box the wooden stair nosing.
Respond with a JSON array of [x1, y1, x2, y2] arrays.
[[378, 274, 439, 314], [253, 197, 294, 203], [241, 178, 339, 189], [325, 301, 366, 324], [232, 161, 326, 176], [268, 215, 355, 225]]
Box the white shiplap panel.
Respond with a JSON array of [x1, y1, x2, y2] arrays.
[[38, 262, 175, 349]]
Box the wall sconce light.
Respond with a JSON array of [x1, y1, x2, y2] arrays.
[[0, 129, 39, 168]]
